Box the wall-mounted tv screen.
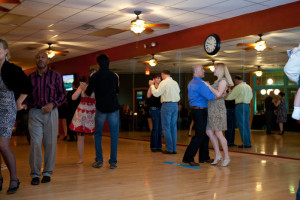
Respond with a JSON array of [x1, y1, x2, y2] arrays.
[[136, 91, 143, 100], [62, 74, 75, 91]]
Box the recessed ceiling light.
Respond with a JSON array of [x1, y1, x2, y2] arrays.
[[48, 24, 54, 27], [52, 35, 58, 38]]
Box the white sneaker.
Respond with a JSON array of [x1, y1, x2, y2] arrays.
[[292, 107, 300, 120]]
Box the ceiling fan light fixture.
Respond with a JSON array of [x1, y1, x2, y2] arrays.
[[209, 65, 215, 72], [131, 19, 146, 34], [149, 58, 157, 67], [46, 50, 55, 58], [255, 66, 263, 77], [254, 40, 266, 52]]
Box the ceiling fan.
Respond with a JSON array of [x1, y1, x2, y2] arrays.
[[138, 54, 158, 67], [45, 43, 69, 58], [0, 0, 20, 12], [236, 34, 272, 52], [128, 10, 170, 34], [204, 60, 215, 72]]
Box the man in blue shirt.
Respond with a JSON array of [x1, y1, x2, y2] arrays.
[[182, 65, 216, 166]]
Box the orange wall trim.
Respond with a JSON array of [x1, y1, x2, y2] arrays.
[[25, 1, 300, 76]]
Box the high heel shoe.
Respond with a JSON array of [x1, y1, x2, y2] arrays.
[[0, 177, 3, 191], [221, 158, 231, 167], [7, 179, 20, 194], [211, 157, 223, 165]]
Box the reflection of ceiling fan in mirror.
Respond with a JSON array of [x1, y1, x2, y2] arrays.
[[236, 34, 272, 52], [0, 0, 20, 12], [204, 60, 215, 72], [129, 10, 170, 34], [138, 54, 158, 67], [45, 43, 69, 58]]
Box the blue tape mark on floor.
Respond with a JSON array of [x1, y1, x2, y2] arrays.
[[163, 162, 201, 169]]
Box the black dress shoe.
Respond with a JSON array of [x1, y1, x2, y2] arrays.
[[188, 162, 199, 166], [162, 150, 173, 154], [183, 160, 200, 166], [31, 177, 40, 185], [238, 145, 252, 148], [200, 159, 214, 163], [151, 149, 157, 152], [41, 176, 51, 183], [228, 144, 237, 147], [156, 149, 163, 152], [172, 151, 177, 154], [7, 179, 20, 194]]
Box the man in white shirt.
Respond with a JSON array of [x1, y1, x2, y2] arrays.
[[149, 70, 180, 154]]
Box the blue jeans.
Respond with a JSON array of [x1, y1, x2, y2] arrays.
[[149, 107, 162, 150], [225, 108, 236, 145], [235, 104, 251, 146], [161, 102, 178, 152], [94, 109, 119, 164]]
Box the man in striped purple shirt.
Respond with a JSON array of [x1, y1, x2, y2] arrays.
[[26, 51, 66, 186]]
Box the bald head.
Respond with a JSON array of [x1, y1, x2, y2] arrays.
[[35, 51, 49, 70], [192, 65, 205, 78]]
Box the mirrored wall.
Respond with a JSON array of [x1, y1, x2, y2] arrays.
[[105, 27, 300, 159]]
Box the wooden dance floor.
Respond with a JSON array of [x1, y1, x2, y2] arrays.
[[1, 130, 300, 199]]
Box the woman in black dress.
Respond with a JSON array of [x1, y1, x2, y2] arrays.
[[0, 39, 31, 194], [274, 92, 287, 135]]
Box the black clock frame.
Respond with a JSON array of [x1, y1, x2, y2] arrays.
[[204, 33, 221, 55]]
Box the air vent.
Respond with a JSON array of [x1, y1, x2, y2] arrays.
[[77, 24, 96, 30]]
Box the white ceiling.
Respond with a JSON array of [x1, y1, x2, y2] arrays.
[[0, 0, 299, 72]]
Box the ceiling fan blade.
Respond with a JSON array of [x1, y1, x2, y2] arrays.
[[0, 6, 10, 12], [144, 27, 154, 34], [138, 61, 149, 64], [146, 23, 170, 28], [122, 27, 131, 31], [54, 51, 69, 55], [266, 47, 273, 50], [237, 43, 254, 47], [244, 47, 254, 51], [0, 0, 21, 3]]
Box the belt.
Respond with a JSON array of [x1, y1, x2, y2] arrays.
[[191, 106, 207, 110], [162, 102, 176, 104], [34, 106, 43, 109], [236, 103, 249, 105]]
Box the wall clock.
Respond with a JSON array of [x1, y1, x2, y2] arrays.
[[204, 34, 221, 55]]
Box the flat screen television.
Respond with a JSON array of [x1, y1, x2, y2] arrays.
[[62, 74, 75, 91], [136, 91, 143, 100]]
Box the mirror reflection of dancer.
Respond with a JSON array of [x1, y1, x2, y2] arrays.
[[284, 44, 300, 120], [204, 63, 234, 167], [147, 74, 162, 152], [69, 69, 97, 164]]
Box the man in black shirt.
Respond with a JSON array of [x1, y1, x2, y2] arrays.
[[85, 54, 120, 169], [265, 91, 276, 135]]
